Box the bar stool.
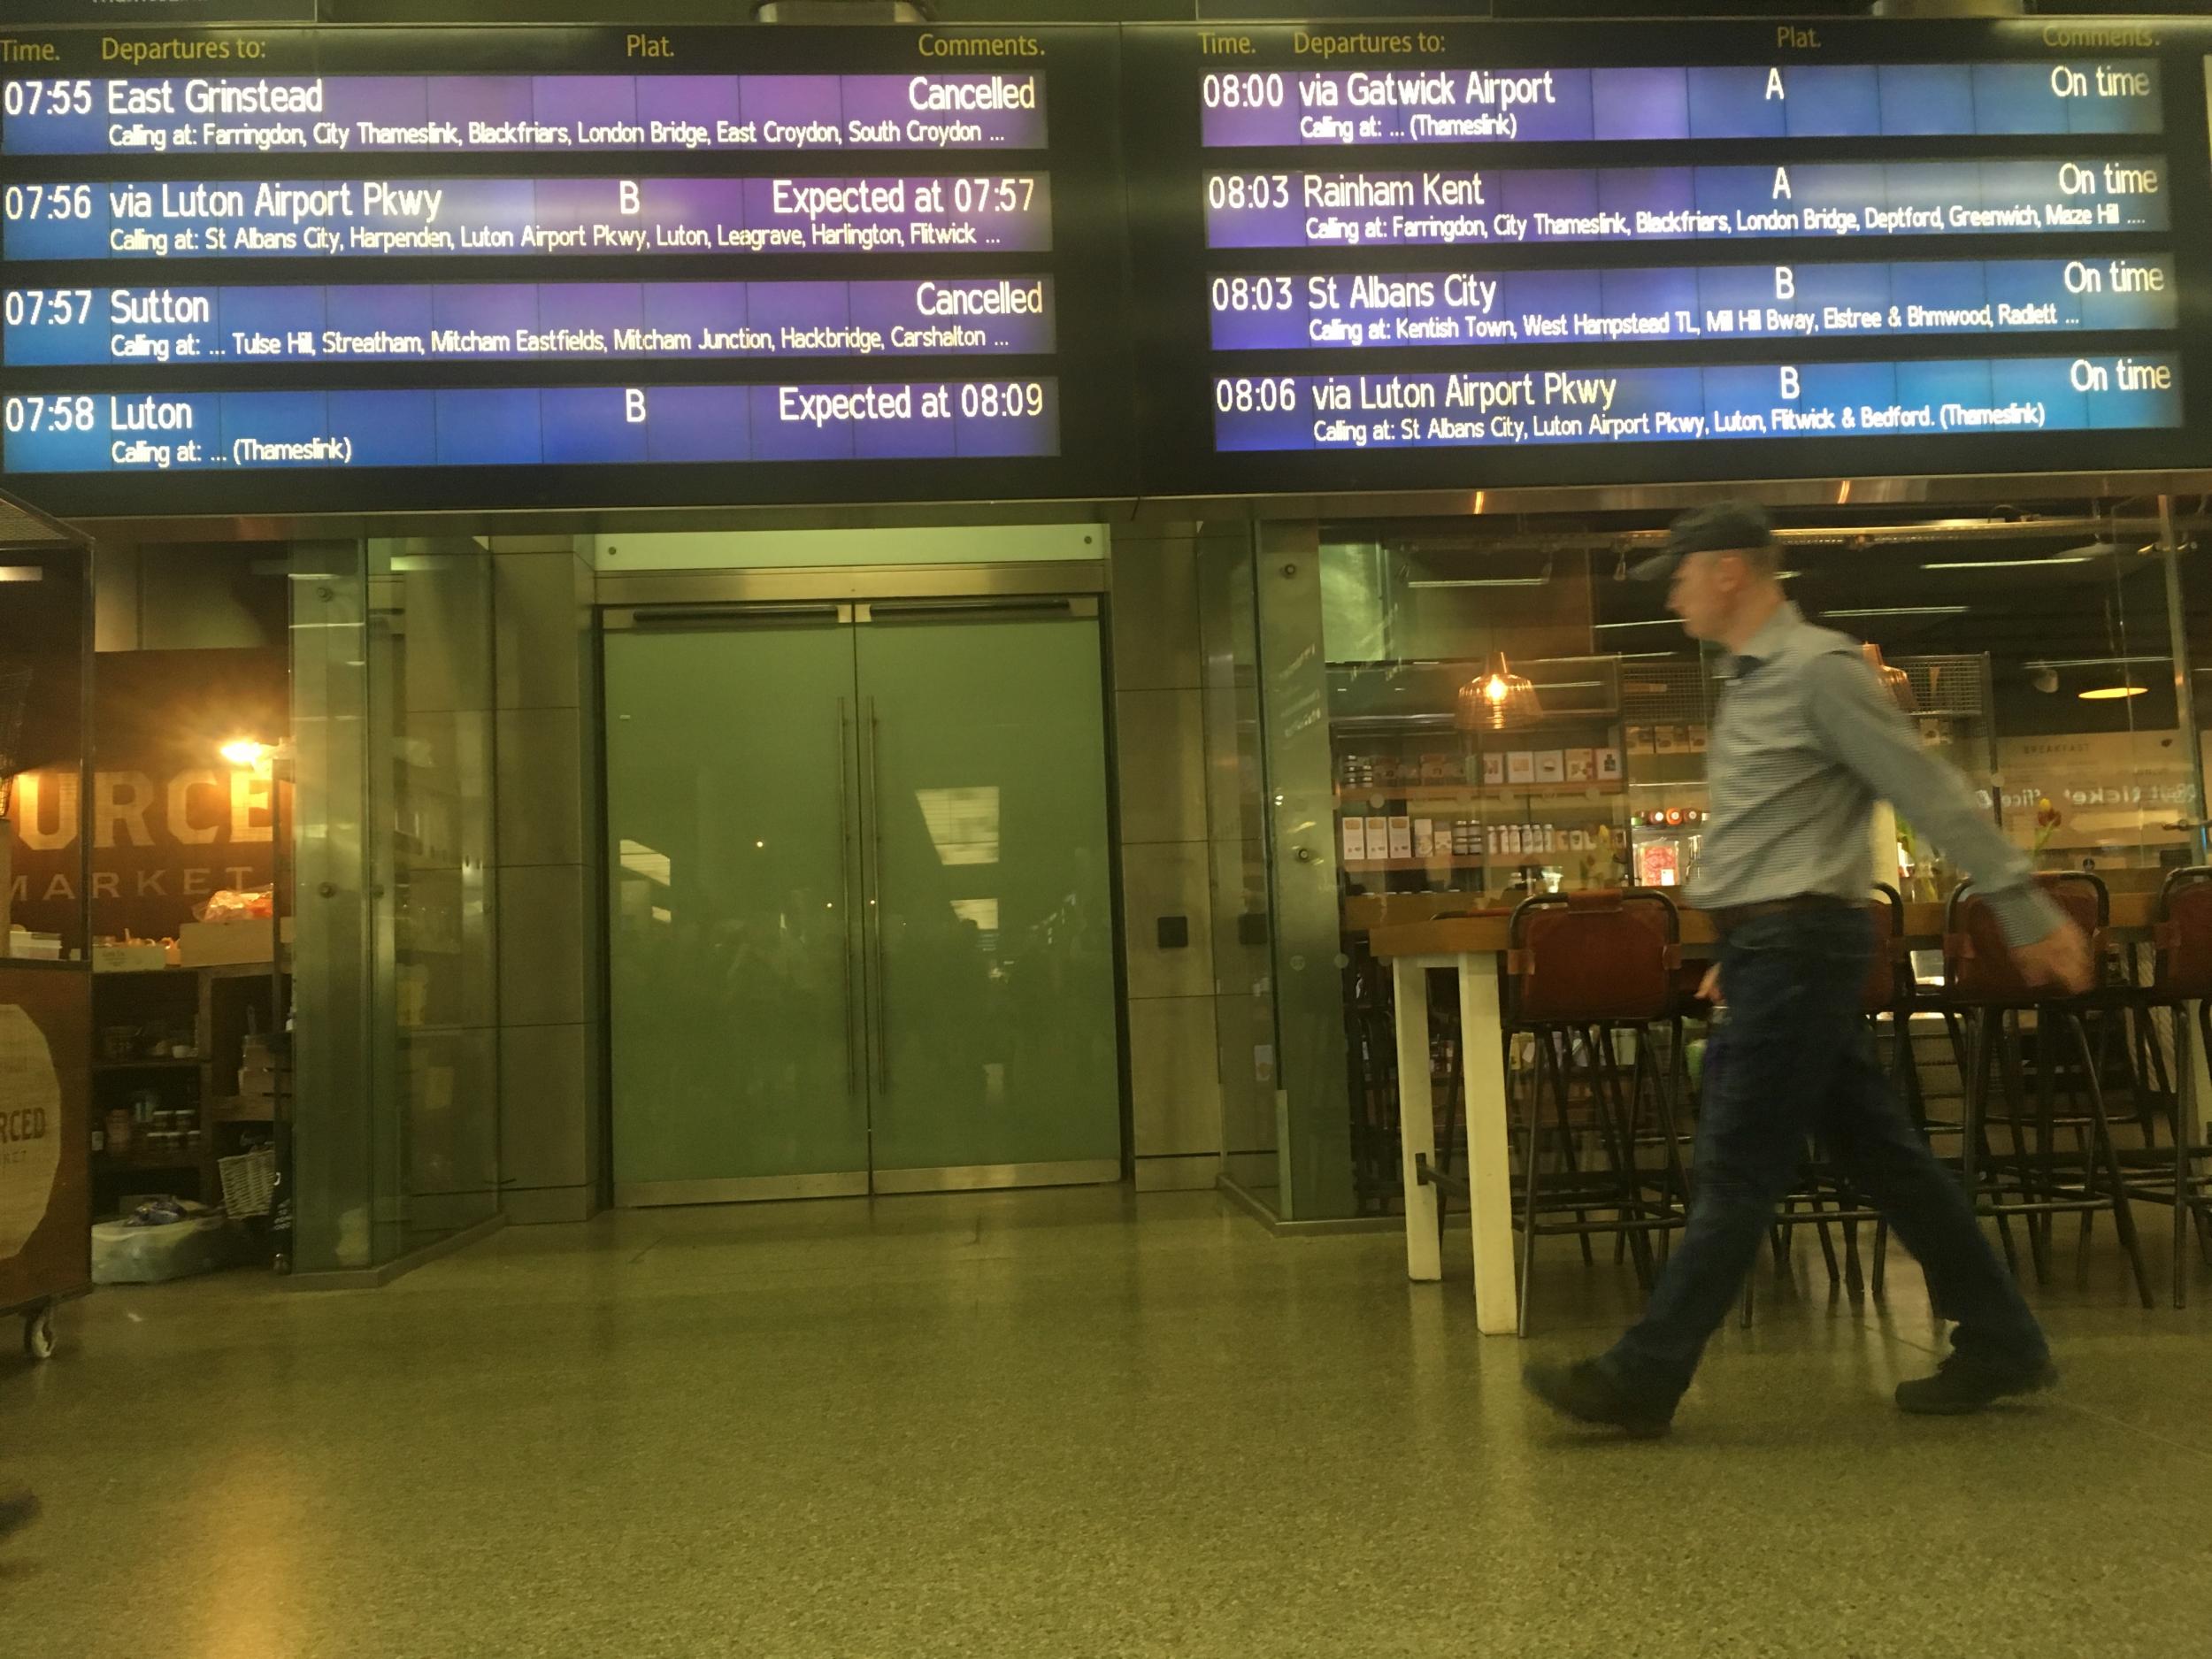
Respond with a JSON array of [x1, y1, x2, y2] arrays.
[[1504, 887, 1692, 1335], [1941, 872, 2154, 1307], [2140, 867, 2212, 1304]]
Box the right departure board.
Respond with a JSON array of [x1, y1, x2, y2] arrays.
[[1123, 17, 2212, 497]]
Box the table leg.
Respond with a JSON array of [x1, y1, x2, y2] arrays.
[[1456, 952, 1520, 1335], [1392, 956, 1440, 1284], [2180, 1002, 2207, 1309]]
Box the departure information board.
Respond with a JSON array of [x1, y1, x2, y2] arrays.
[[0, 25, 1128, 513], [4, 19, 2212, 517], [1123, 18, 2212, 495]]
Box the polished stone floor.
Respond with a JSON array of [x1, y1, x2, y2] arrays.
[[5, 1188, 2209, 1658]]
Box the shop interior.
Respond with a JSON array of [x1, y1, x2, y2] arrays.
[[1302, 496, 2212, 1219], [4, 537, 503, 1283]]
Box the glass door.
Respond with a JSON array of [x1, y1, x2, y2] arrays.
[[856, 604, 1121, 1190], [605, 615, 869, 1204], [604, 598, 1122, 1202]]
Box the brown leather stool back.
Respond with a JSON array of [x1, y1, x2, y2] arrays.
[[1508, 888, 1680, 1025], [2154, 867, 2212, 1000], [1944, 872, 2106, 1005], [1863, 883, 1910, 1016]]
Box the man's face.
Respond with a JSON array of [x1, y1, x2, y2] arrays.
[[1667, 549, 1744, 641]]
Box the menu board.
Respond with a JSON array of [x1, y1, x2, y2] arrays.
[[0, 26, 1129, 514], [1123, 19, 2210, 495]]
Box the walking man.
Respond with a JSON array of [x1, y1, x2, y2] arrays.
[[1525, 501, 2091, 1438]]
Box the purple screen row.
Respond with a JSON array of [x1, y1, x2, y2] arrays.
[[3, 73, 1047, 154]]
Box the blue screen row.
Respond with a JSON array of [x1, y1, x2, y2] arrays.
[[1208, 256, 2177, 349], [1201, 60, 2162, 147], [3, 277, 1056, 365], [1, 378, 1059, 471], [1205, 157, 2167, 248], [1210, 355, 2179, 451]]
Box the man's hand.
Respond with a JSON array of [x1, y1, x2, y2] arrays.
[[1697, 964, 1723, 1005], [2009, 918, 2094, 996]]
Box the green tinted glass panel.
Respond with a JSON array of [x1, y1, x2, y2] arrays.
[[606, 626, 866, 1189], [857, 616, 1119, 1175]]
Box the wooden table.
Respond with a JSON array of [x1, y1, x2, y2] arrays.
[[1368, 891, 2199, 1335]]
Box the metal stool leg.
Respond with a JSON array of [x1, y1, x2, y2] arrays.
[[2062, 1009, 2154, 1309]]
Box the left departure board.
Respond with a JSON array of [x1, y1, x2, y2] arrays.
[[0, 26, 1133, 514]]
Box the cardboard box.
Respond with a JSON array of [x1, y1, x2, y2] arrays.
[[1342, 817, 1368, 864], [1506, 751, 1536, 785], [1595, 748, 1624, 781], [1482, 752, 1505, 787], [93, 944, 169, 973], [1535, 750, 1566, 785], [1565, 748, 1594, 782], [1386, 817, 1413, 860], [178, 918, 287, 967]]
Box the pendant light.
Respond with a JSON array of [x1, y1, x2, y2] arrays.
[[2078, 679, 2147, 702], [1860, 641, 1917, 714], [1457, 651, 1543, 733]]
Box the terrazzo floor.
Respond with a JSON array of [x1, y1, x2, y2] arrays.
[[5, 1187, 2209, 1658]]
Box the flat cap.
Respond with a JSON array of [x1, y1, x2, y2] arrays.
[[1631, 500, 1776, 581]]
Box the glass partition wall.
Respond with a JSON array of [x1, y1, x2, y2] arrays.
[[1240, 503, 2211, 1220], [290, 538, 500, 1276]]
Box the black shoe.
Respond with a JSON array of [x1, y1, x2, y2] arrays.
[[1895, 1355, 2060, 1417], [0, 1489, 39, 1545], [1523, 1360, 1673, 1440]]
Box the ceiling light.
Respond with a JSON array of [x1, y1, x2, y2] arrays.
[[0, 566, 44, 582], [1407, 577, 1549, 589], [2079, 684, 2147, 701], [1921, 557, 2092, 572], [1824, 605, 1969, 618], [1595, 618, 1680, 631]]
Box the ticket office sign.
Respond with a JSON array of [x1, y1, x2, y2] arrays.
[[1123, 16, 2212, 495], [0, 24, 1132, 514]]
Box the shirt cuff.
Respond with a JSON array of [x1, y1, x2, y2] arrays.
[[1984, 883, 2068, 949]]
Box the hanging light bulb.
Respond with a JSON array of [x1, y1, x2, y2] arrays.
[[1457, 651, 1543, 733], [1860, 642, 1917, 713]]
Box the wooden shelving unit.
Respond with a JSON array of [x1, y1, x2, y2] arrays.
[[90, 964, 283, 1220], [1336, 781, 1626, 803]]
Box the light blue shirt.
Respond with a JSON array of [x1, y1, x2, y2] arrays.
[[1691, 602, 2062, 947]]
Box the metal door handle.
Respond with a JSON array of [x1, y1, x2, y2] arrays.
[[867, 697, 889, 1094], [837, 696, 857, 1094]]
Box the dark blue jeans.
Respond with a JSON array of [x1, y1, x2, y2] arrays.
[[1603, 908, 2048, 1407]]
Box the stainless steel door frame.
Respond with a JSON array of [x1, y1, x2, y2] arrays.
[[599, 559, 1104, 615]]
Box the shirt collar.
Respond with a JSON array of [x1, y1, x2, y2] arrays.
[[1724, 601, 1804, 680]]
